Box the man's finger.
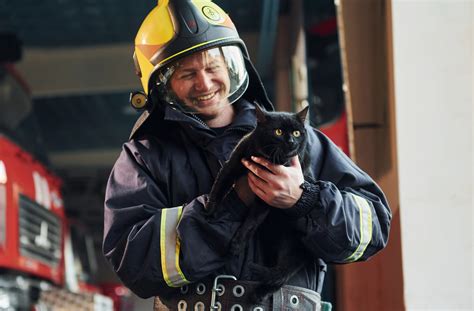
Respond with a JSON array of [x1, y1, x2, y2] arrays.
[[250, 156, 280, 174], [248, 171, 267, 189], [242, 158, 273, 180], [248, 173, 267, 199]]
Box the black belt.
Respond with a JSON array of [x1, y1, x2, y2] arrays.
[[154, 275, 322, 311]]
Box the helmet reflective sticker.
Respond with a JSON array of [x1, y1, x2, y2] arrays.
[[201, 5, 224, 23], [192, 1, 227, 25]]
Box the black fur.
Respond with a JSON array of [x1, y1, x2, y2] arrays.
[[206, 104, 313, 301]]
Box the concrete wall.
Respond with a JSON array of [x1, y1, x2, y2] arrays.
[[392, 1, 473, 310]]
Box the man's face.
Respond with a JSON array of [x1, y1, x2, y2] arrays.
[[169, 50, 231, 120]]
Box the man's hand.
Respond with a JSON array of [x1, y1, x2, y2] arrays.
[[241, 156, 304, 209]]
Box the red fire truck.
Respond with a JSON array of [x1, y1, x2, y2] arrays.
[[0, 133, 64, 309], [0, 132, 118, 310], [0, 35, 123, 310]]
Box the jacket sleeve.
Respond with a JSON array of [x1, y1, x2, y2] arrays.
[[102, 139, 247, 298], [283, 129, 392, 264]]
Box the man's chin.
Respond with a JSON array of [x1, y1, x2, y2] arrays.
[[195, 102, 230, 117]]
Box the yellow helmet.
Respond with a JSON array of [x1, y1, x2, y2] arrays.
[[133, 0, 248, 97]]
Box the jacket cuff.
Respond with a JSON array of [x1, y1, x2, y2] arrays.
[[282, 180, 321, 219]]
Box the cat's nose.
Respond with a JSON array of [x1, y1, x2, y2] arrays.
[[287, 138, 297, 149]]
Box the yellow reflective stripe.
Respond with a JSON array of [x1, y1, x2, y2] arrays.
[[157, 37, 237, 66], [160, 206, 189, 287], [345, 194, 373, 262], [174, 207, 187, 283]]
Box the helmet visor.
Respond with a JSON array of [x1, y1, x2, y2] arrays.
[[155, 45, 248, 116]]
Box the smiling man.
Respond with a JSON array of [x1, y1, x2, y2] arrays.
[[103, 0, 391, 310], [168, 48, 234, 127]]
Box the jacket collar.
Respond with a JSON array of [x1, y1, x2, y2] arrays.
[[163, 99, 256, 133], [160, 100, 255, 155]]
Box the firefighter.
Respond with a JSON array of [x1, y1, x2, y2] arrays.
[[103, 0, 392, 309]]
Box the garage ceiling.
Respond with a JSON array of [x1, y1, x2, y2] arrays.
[[1, 0, 332, 47], [0, 0, 264, 47]]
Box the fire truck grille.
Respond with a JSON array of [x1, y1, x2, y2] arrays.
[[18, 195, 62, 266]]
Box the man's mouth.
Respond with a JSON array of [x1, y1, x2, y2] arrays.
[[193, 91, 218, 103]]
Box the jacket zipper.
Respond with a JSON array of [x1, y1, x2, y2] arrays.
[[189, 113, 210, 129]]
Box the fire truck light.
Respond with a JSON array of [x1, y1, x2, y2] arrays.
[[0, 161, 6, 184]]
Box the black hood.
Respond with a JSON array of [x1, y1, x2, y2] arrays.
[[128, 56, 274, 140]]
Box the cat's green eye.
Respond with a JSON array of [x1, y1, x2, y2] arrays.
[[275, 129, 283, 136], [293, 130, 301, 137]]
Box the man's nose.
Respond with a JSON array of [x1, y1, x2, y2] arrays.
[[194, 72, 213, 91]]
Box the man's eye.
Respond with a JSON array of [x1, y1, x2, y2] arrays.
[[180, 73, 194, 80], [207, 66, 220, 73]]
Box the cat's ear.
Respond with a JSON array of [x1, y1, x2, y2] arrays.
[[297, 106, 309, 123], [255, 103, 267, 123]]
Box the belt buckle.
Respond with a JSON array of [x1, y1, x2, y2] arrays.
[[210, 274, 237, 310]]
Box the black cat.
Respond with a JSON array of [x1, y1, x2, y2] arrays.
[[206, 104, 313, 301]]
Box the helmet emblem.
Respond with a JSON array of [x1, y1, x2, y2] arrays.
[[202, 6, 224, 23]]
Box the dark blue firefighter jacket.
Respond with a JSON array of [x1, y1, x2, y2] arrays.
[[103, 97, 391, 299]]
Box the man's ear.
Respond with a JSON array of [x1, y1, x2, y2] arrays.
[[297, 106, 309, 123], [255, 103, 267, 123]]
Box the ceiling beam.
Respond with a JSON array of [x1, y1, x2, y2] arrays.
[[16, 44, 141, 97], [49, 149, 120, 169]]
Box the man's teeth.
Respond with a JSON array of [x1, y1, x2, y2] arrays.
[[196, 92, 216, 101]]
